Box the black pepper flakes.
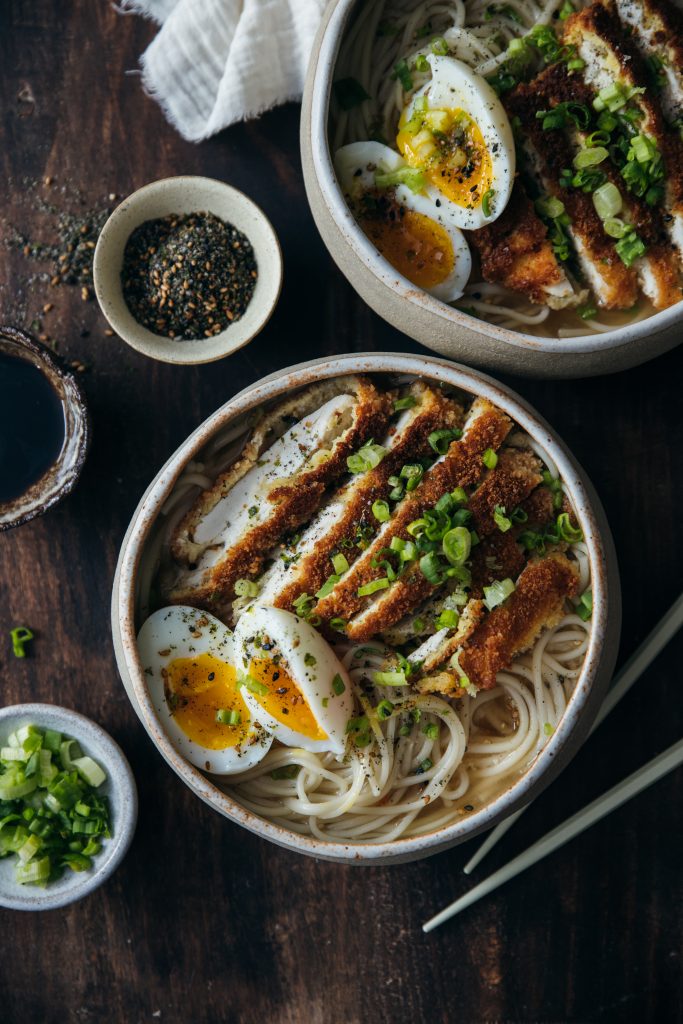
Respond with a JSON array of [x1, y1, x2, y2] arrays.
[[121, 211, 258, 340]]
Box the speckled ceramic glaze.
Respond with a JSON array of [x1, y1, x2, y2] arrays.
[[0, 328, 90, 531], [111, 353, 621, 864], [0, 704, 137, 911], [93, 176, 283, 365], [300, 0, 683, 379]]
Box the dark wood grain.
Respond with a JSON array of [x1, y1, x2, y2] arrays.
[[1, 3, 682, 1022]]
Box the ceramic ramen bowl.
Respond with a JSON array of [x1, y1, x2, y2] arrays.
[[300, 0, 683, 379], [111, 352, 621, 864]]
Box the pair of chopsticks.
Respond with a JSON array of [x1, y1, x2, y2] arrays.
[[423, 592, 683, 933]]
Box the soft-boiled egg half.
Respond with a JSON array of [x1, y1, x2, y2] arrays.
[[233, 605, 353, 754], [334, 140, 472, 302], [137, 606, 273, 775], [397, 55, 515, 230]]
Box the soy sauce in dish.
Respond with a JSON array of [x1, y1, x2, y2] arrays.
[[0, 352, 65, 503]]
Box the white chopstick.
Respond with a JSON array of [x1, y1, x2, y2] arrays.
[[462, 591, 683, 875], [423, 735, 683, 932]]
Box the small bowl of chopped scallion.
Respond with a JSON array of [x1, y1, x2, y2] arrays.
[[0, 704, 137, 911]]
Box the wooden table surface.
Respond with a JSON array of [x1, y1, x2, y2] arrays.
[[1, 4, 682, 1022]]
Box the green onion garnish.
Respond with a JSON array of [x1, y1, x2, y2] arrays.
[[372, 499, 391, 522], [436, 608, 459, 630], [417, 758, 433, 774], [393, 395, 418, 412], [10, 626, 33, 658], [400, 462, 424, 491], [357, 577, 390, 597], [483, 577, 515, 610], [577, 590, 593, 621], [442, 525, 471, 566], [431, 36, 449, 55], [347, 441, 387, 474], [556, 512, 583, 542], [578, 305, 598, 320], [593, 181, 622, 220], [374, 166, 426, 193], [482, 448, 498, 469], [239, 674, 269, 696], [482, 188, 495, 217], [332, 552, 350, 575], [376, 700, 394, 720], [615, 229, 646, 267], [423, 723, 439, 740], [216, 708, 241, 725], [428, 428, 462, 455], [373, 670, 409, 687], [559, 0, 574, 17], [493, 505, 512, 532], [332, 674, 346, 696], [392, 59, 413, 92], [234, 579, 259, 598], [414, 54, 430, 73], [330, 617, 348, 634]]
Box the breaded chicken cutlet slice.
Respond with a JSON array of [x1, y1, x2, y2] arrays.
[[563, 0, 683, 259], [523, 62, 681, 309], [313, 398, 512, 638], [506, 74, 640, 310], [470, 182, 584, 309], [612, 0, 683, 125], [163, 376, 392, 613], [417, 552, 580, 694], [253, 383, 464, 618]]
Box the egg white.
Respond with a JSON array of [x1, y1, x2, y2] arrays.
[[335, 140, 472, 302], [401, 55, 515, 230], [137, 606, 272, 775], [233, 605, 353, 754]]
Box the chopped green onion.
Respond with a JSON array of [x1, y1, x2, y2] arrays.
[[330, 617, 348, 634], [372, 499, 391, 522], [578, 305, 598, 320], [593, 181, 622, 219], [332, 553, 349, 576], [559, 0, 574, 17], [332, 674, 346, 696], [393, 395, 418, 412], [544, 722, 555, 736], [376, 699, 395, 721], [615, 229, 646, 267], [493, 505, 512, 532], [293, 593, 315, 618], [392, 58, 413, 92], [482, 448, 498, 469], [567, 58, 584, 70], [374, 166, 426, 193], [239, 674, 269, 697], [347, 441, 388, 474], [357, 577, 390, 597], [400, 462, 424, 491], [442, 525, 471, 566], [10, 626, 33, 658], [451, 486, 468, 505], [577, 590, 593, 621], [216, 708, 241, 725], [431, 36, 449, 55], [483, 577, 516, 610], [536, 195, 566, 220], [556, 512, 583, 542], [423, 723, 439, 740], [72, 756, 107, 788], [417, 758, 433, 774], [482, 188, 495, 217], [428, 428, 462, 454], [234, 578, 259, 598], [436, 608, 459, 630], [574, 146, 608, 169], [316, 574, 340, 600], [414, 54, 430, 73], [419, 551, 444, 585], [333, 77, 370, 111], [373, 670, 408, 687]]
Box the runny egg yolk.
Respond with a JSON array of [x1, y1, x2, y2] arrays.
[[397, 107, 493, 210], [164, 652, 249, 750], [358, 204, 455, 289], [248, 659, 328, 741]]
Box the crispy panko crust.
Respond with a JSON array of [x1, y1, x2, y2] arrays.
[[470, 183, 578, 308], [317, 399, 513, 640], [416, 599, 487, 681], [164, 376, 392, 611], [272, 384, 465, 612], [458, 552, 580, 690], [507, 71, 639, 310]]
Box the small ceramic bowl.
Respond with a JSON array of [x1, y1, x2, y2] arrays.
[[111, 352, 621, 865], [93, 176, 283, 365], [0, 703, 138, 911], [300, 0, 683, 378], [0, 327, 90, 531]]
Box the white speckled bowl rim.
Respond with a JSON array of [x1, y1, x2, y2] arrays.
[[93, 176, 283, 366], [0, 704, 138, 910], [305, 0, 683, 360], [112, 353, 621, 864]]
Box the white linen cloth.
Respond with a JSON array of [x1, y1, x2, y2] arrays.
[[121, 0, 328, 141]]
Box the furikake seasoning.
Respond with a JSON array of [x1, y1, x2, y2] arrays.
[[121, 211, 257, 340]]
